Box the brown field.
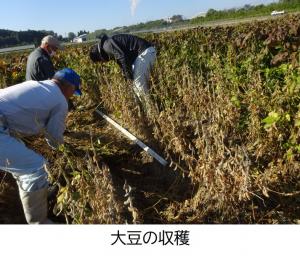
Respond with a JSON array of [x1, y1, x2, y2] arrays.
[[1, 14, 300, 224]]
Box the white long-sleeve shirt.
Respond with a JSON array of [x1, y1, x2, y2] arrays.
[[0, 80, 68, 148]]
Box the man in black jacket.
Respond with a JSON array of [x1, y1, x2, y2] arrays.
[[89, 34, 156, 106]]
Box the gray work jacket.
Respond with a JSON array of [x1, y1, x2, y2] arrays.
[[26, 47, 55, 81]]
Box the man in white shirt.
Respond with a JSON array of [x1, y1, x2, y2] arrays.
[[0, 68, 81, 224]]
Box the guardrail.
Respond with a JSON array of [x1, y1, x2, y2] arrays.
[[0, 44, 35, 54], [0, 40, 99, 54]]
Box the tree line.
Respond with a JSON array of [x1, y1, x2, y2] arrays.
[[0, 29, 64, 48], [0, 29, 91, 49]]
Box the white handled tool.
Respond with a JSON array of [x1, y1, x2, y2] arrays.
[[95, 109, 168, 166]]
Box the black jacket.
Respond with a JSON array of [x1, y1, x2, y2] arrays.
[[99, 34, 153, 80], [26, 47, 55, 81]]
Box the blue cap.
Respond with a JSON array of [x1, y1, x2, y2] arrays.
[[54, 68, 82, 96]]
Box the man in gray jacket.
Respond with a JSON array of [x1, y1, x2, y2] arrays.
[[26, 35, 63, 81], [26, 35, 75, 110], [0, 68, 81, 224]]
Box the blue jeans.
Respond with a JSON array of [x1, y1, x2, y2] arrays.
[[0, 125, 48, 192]]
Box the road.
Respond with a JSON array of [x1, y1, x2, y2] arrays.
[[0, 44, 35, 54], [0, 40, 98, 55]]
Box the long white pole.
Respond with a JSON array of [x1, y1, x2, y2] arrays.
[[95, 109, 168, 166]]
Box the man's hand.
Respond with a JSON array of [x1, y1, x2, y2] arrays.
[[68, 99, 76, 111]]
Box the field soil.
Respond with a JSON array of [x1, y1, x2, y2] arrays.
[[0, 107, 194, 224]]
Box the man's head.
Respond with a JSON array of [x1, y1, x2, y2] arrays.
[[52, 68, 81, 99], [89, 34, 109, 62], [41, 35, 63, 57]]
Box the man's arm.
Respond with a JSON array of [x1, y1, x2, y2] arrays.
[[116, 58, 134, 80], [105, 40, 133, 80], [37, 57, 55, 80], [45, 103, 68, 149]]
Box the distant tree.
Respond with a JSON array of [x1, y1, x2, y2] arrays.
[[170, 15, 184, 22], [253, 4, 264, 10], [68, 32, 76, 41], [279, 0, 299, 2], [87, 29, 108, 40], [243, 4, 252, 10], [206, 8, 218, 17], [77, 30, 89, 36], [0, 29, 49, 48]]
